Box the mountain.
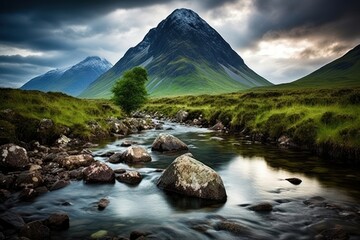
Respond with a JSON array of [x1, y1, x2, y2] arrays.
[[289, 44, 360, 87], [21, 56, 112, 96], [80, 8, 272, 98]]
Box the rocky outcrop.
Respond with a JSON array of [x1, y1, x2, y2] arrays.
[[83, 162, 115, 183], [116, 171, 142, 185], [57, 154, 95, 170], [157, 154, 227, 201], [176, 110, 189, 122], [121, 146, 151, 163], [0, 144, 29, 170], [151, 133, 188, 152]]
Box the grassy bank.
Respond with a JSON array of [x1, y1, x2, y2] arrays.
[[0, 88, 122, 144], [143, 87, 360, 162]]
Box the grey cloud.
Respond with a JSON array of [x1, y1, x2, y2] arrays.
[[248, 0, 360, 43]]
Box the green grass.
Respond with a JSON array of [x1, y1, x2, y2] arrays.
[[143, 87, 360, 159], [0, 88, 122, 143]]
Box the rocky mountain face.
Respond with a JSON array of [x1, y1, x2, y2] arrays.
[[21, 56, 112, 96], [80, 8, 272, 98]]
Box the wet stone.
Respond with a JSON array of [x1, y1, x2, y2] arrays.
[[116, 171, 142, 185], [19, 220, 50, 240], [46, 213, 70, 230], [285, 178, 302, 185], [248, 202, 273, 212], [50, 179, 70, 191], [98, 198, 110, 210]]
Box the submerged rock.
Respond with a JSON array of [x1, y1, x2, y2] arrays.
[[91, 230, 108, 239], [248, 202, 273, 212], [151, 133, 188, 152], [116, 171, 142, 185], [83, 162, 115, 183], [0, 144, 29, 170], [285, 178, 302, 185], [108, 152, 122, 163], [20, 220, 50, 240], [98, 198, 110, 210], [121, 146, 151, 163], [157, 154, 227, 201]]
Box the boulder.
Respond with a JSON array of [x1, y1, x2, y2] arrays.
[[0, 144, 29, 170], [58, 154, 95, 170], [116, 171, 142, 185], [46, 213, 69, 230], [15, 171, 43, 189], [121, 146, 151, 163], [50, 179, 70, 191], [0, 211, 25, 230], [108, 152, 122, 164], [55, 135, 71, 147], [209, 121, 224, 131], [176, 110, 189, 122], [157, 154, 227, 201], [151, 133, 188, 152], [20, 220, 50, 240], [19, 188, 38, 201], [37, 118, 56, 144], [83, 162, 115, 183]]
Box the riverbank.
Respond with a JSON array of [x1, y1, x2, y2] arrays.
[[142, 87, 360, 163]]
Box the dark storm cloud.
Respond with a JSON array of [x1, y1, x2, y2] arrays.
[[247, 0, 360, 45], [194, 0, 238, 9]]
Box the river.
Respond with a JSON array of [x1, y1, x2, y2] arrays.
[[14, 121, 360, 239]]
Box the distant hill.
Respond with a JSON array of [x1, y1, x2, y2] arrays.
[[79, 8, 272, 98], [21, 56, 112, 96], [289, 44, 360, 88]]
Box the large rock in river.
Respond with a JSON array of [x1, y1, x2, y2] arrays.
[[83, 162, 115, 183], [151, 133, 188, 152], [121, 146, 151, 163], [0, 144, 29, 170], [157, 154, 227, 202], [58, 154, 95, 170]]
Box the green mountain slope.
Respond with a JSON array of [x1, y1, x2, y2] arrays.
[[289, 44, 360, 88], [79, 9, 272, 99]]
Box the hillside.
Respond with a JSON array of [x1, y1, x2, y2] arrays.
[[21, 56, 112, 96], [288, 44, 360, 88], [80, 8, 271, 98], [0, 88, 121, 144], [143, 87, 360, 162]]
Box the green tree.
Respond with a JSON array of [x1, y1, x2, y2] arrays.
[[111, 67, 148, 115]]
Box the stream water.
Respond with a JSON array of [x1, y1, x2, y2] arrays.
[[14, 121, 360, 239]]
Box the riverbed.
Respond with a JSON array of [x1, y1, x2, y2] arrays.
[[14, 121, 360, 239]]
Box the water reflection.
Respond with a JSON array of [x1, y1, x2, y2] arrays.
[[11, 122, 360, 239]]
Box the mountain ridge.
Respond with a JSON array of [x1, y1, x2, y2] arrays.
[[287, 44, 360, 87], [21, 56, 112, 96], [80, 8, 272, 98]]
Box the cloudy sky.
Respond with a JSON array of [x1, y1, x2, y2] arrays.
[[1, 0, 359, 88]]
